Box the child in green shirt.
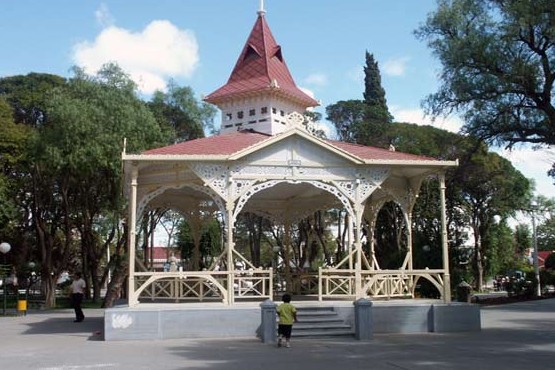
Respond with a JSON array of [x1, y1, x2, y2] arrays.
[[276, 293, 298, 348]]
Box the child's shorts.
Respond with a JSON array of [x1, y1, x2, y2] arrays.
[[278, 324, 293, 338]]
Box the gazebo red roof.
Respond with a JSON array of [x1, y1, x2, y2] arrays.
[[538, 251, 553, 269], [204, 12, 318, 108], [142, 130, 438, 162], [143, 131, 272, 156]]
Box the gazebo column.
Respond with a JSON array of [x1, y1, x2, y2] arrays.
[[406, 212, 414, 270], [128, 165, 139, 306], [353, 203, 364, 299], [439, 173, 451, 302], [406, 211, 415, 297], [225, 201, 235, 305], [348, 214, 354, 269]]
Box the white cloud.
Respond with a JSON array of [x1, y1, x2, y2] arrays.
[[347, 65, 364, 84], [382, 57, 410, 77], [497, 147, 554, 196], [391, 106, 463, 133], [304, 73, 328, 87], [299, 86, 315, 99], [95, 3, 114, 28], [73, 17, 199, 94]]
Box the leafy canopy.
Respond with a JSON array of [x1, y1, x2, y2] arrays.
[[416, 0, 555, 149]]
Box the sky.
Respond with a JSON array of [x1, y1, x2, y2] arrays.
[[0, 0, 553, 201]]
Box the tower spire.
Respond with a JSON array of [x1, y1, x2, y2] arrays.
[[258, 0, 266, 16]]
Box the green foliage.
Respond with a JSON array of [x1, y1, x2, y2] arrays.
[[514, 223, 532, 255], [374, 202, 408, 269], [484, 220, 519, 276], [0, 72, 66, 127], [39, 64, 167, 176], [148, 80, 216, 142], [386, 122, 462, 159], [416, 0, 555, 150], [363, 51, 392, 123], [325, 100, 369, 143], [536, 197, 555, 251], [363, 52, 385, 107], [176, 218, 222, 269], [326, 51, 392, 147]]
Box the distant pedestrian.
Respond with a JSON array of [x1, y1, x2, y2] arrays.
[[70, 272, 86, 323], [276, 293, 297, 348]]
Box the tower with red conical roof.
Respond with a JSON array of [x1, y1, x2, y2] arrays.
[[204, 5, 319, 135]]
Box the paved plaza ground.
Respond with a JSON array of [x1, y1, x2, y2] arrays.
[[1, 298, 554, 370]]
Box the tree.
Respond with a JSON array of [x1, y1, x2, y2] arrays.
[[416, 0, 555, 174], [451, 144, 531, 289], [325, 100, 368, 143], [0, 73, 66, 127], [514, 223, 532, 255], [534, 196, 555, 251], [0, 73, 70, 307], [364, 52, 386, 108], [39, 63, 167, 302], [0, 97, 29, 242], [326, 52, 392, 146], [484, 220, 519, 277], [148, 81, 216, 142], [176, 217, 222, 269]]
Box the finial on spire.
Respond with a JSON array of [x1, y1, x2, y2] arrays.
[[257, 0, 266, 16]]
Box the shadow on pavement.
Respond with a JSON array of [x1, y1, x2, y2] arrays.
[[22, 316, 104, 341]]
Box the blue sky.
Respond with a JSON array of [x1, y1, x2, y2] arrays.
[[1, 0, 553, 199]]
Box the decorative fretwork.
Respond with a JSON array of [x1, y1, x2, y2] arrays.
[[233, 165, 293, 177], [356, 167, 389, 201], [233, 179, 355, 221], [333, 168, 389, 203], [136, 183, 226, 226], [233, 180, 280, 220], [286, 111, 305, 129], [383, 180, 420, 215], [190, 163, 229, 198], [230, 179, 257, 201]]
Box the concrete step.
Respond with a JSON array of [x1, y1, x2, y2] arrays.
[[297, 310, 339, 318], [295, 321, 350, 329], [293, 328, 354, 338], [291, 306, 354, 338], [297, 316, 344, 323]]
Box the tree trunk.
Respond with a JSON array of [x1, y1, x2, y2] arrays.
[[473, 225, 484, 291], [102, 256, 128, 308]]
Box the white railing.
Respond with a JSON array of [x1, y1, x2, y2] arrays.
[[131, 267, 445, 304], [133, 269, 273, 304], [318, 268, 445, 301]]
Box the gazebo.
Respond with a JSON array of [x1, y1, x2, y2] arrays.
[[121, 6, 458, 308]]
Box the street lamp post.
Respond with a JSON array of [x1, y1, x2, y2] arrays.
[[530, 205, 541, 297], [0, 242, 12, 315]]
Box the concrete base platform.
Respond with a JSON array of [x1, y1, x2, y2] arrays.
[[104, 299, 481, 341]]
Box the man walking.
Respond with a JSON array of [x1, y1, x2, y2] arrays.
[[70, 272, 86, 322]]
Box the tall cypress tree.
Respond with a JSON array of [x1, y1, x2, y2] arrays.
[[363, 51, 392, 123]]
